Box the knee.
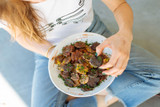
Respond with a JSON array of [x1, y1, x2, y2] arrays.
[[133, 69, 160, 89], [67, 96, 97, 107]]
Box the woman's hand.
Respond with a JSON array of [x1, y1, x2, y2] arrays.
[[96, 31, 133, 77]]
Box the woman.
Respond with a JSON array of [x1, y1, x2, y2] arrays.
[[0, 0, 160, 107]]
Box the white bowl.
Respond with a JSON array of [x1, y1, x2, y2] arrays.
[[48, 32, 115, 97]]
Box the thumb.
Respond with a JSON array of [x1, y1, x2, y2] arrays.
[[96, 41, 109, 56]]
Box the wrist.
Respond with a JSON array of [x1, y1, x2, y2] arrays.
[[48, 46, 56, 58], [118, 29, 133, 42], [45, 45, 55, 58]]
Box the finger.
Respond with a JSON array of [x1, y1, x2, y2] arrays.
[[112, 58, 129, 76], [115, 56, 125, 69], [110, 56, 125, 76], [102, 67, 118, 75], [102, 55, 126, 76], [121, 58, 129, 70], [96, 40, 110, 56], [111, 69, 124, 77], [112, 63, 127, 76], [99, 51, 120, 69]]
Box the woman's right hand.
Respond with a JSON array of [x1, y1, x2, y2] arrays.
[[96, 31, 133, 77]]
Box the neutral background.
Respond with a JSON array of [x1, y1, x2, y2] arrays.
[[0, 0, 159, 107]]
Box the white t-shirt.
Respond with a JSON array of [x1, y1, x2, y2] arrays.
[[32, 0, 94, 45], [0, 0, 93, 45], [0, 0, 93, 44]]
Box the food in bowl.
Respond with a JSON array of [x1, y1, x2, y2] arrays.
[[54, 41, 110, 91]]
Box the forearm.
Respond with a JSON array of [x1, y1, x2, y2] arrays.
[[6, 28, 54, 58], [102, 0, 133, 40], [15, 35, 54, 58], [114, 2, 133, 38]]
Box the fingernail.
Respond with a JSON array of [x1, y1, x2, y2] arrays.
[[96, 51, 100, 56], [102, 73, 106, 75], [95, 53, 98, 56]]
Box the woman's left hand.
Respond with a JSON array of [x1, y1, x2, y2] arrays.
[[96, 31, 133, 77]]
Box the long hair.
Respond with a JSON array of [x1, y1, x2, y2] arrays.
[[0, 0, 45, 43]]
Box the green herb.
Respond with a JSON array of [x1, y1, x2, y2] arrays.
[[80, 74, 85, 79], [77, 86, 81, 88], [91, 69, 96, 72], [67, 77, 71, 79], [81, 66, 84, 69], [85, 41, 89, 46], [62, 47, 65, 51], [98, 70, 102, 73], [96, 82, 101, 87], [67, 63, 72, 67], [83, 53, 90, 60], [71, 43, 74, 46], [83, 71, 86, 74], [83, 53, 87, 57], [85, 41, 91, 46], [58, 74, 65, 81], [79, 65, 85, 71], [66, 68, 70, 71], [97, 56, 102, 62]]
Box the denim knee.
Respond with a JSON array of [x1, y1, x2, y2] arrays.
[[66, 96, 97, 107]]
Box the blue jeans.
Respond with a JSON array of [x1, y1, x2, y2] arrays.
[[31, 14, 160, 107]]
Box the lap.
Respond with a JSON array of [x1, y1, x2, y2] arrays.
[[127, 43, 160, 81]]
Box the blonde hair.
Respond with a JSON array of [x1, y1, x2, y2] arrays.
[[0, 0, 45, 43]]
